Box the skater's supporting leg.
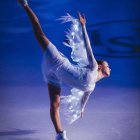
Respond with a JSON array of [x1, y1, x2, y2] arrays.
[[48, 83, 63, 133], [18, 0, 49, 51]]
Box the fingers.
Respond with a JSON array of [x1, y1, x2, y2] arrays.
[[80, 111, 84, 118], [80, 113, 82, 118], [77, 11, 82, 19], [83, 14, 86, 20], [77, 11, 85, 19]]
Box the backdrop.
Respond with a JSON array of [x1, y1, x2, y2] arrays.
[[0, 0, 140, 140]]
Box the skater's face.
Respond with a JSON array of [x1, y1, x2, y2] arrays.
[[100, 61, 111, 77]]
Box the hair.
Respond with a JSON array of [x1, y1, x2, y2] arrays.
[[96, 60, 105, 65]]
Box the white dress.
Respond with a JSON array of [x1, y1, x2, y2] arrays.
[[42, 14, 98, 124]]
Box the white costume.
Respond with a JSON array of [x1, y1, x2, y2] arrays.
[[42, 14, 98, 124]]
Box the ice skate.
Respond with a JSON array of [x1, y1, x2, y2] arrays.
[[55, 131, 68, 140]]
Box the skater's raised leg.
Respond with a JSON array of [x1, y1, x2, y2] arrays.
[[18, 0, 49, 51]]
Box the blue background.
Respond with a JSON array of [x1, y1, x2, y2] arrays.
[[0, 0, 140, 87], [0, 0, 140, 140]]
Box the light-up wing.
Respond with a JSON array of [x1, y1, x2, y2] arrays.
[[60, 88, 84, 124], [58, 13, 89, 67]]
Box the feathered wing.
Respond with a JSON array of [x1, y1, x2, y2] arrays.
[[60, 88, 85, 124], [58, 14, 90, 124], [58, 13, 89, 67]]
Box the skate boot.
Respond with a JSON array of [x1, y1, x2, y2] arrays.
[[55, 130, 68, 140]]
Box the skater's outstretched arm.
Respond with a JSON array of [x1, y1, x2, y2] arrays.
[[80, 91, 91, 118], [78, 12, 97, 70], [18, 0, 49, 51]]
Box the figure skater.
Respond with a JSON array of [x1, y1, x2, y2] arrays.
[[18, 0, 111, 140]]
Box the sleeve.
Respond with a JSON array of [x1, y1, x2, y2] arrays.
[[82, 25, 98, 70]]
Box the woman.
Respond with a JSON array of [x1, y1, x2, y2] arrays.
[[18, 0, 111, 140]]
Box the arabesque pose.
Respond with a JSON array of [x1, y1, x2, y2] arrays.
[[18, 0, 111, 140]]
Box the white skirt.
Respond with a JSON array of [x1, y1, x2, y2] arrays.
[[41, 41, 96, 91]]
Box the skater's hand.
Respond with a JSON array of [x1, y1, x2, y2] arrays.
[[78, 11, 86, 25], [80, 110, 84, 118]]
